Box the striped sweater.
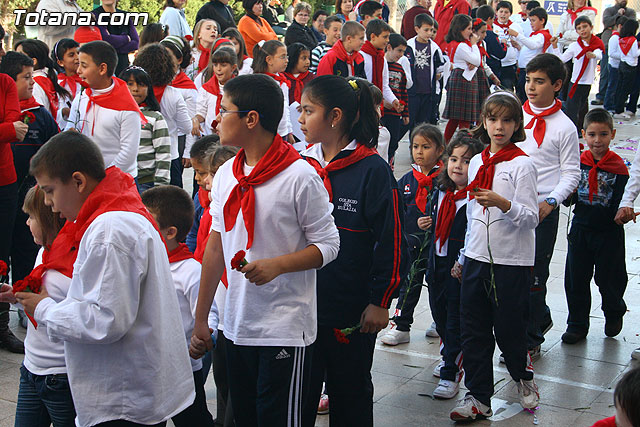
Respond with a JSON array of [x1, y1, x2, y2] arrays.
[[310, 41, 332, 73], [138, 107, 171, 186]]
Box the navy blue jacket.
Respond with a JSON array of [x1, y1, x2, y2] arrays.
[[425, 188, 468, 286], [485, 30, 507, 76], [186, 191, 205, 253], [11, 106, 58, 188], [308, 151, 409, 327]]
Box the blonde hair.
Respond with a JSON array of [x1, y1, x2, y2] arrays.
[[192, 19, 219, 48], [22, 186, 66, 249]]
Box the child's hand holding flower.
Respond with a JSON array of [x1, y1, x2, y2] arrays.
[[241, 259, 283, 286], [15, 285, 49, 317], [417, 216, 432, 230], [471, 188, 511, 213]]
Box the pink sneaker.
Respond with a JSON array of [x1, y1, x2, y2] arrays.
[[317, 393, 329, 415]]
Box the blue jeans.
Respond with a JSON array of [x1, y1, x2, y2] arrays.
[[604, 66, 619, 111], [15, 364, 76, 427]]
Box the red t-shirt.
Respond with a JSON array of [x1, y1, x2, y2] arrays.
[[0, 74, 21, 186], [591, 416, 616, 427]]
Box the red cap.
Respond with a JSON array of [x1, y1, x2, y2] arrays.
[[74, 26, 103, 43]]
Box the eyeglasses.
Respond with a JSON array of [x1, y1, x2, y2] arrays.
[[218, 107, 252, 117], [518, 1, 528, 4]]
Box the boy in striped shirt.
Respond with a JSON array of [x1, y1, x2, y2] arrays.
[[310, 16, 342, 73], [383, 33, 410, 165], [137, 107, 171, 192]]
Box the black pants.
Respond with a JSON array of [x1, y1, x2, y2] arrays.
[[564, 224, 627, 333], [429, 256, 463, 382], [408, 92, 436, 130], [302, 326, 376, 427], [626, 63, 640, 114], [11, 177, 39, 284], [460, 258, 533, 407], [172, 369, 214, 426], [596, 51, 609, 101], [527, 208, 559, 349], [499, 65, 517, 92], [381, 114, 403, 162], [565, 83, 590, 136], [516, 68, 527, 104], [213, 331, 234, 427], [614, 62, 637, 114], [0, 182, 18, 333], [559, 60, 574, 101], [393, 252, 427, 331], [226, 342, 311, 427]]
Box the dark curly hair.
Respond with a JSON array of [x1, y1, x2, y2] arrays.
[[437, 130, 484, 192], [132, 43, 176, 87]]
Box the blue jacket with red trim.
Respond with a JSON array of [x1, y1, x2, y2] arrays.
[[309, 150, 409, 328]]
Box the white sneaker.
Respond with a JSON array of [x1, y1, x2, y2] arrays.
[[380, 328, 410, 346], [631, 348, 640, 360], [625, 110, 636, 117], [433, 359, 445, 378], [450, 395, 493, 421], [614, 112, 632, 121], [425, 321, 439, 338], [433, 379, 460, 399], [517, 379, 540, 409]]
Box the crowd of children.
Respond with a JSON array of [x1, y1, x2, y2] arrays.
[[1, 0, 640, 424]]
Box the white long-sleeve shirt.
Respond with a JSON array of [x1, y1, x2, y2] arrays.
[[23, 249, 70, 376], [398, 55, 413, 90], [362, 51, 398, 105], [210, 157, 340, 346], [556, 39, 603, 85], [557, 9, 597, 48], [34, 211, 195, 427], [517, 102, 581, 203], [494, 20, 520, 66], [64, 82, 141, 177], [451, 42, 482, 70], [609, 34, 622, 68], [173, 84, 198, 159], [276, 79, 293, 138], [196, 84, 222, 136], [620, 39, 640, 67], [461, 153, 539, 266], [517, 31, 553, 68], [159, 85, 192, 160], [32, 69, 52, 116], [620, 145, 640, 208]]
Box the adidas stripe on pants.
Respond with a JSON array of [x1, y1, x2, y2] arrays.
[[225, 342, 312, 427]]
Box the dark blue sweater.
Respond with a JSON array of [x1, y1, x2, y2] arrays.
[[307, 150, 409, 327]]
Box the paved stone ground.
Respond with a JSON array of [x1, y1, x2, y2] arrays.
[[2, 95, 640, 426]]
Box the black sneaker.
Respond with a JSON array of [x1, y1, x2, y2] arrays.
[[605, 317, 623, 338], [591, 99, 604, 105], [562, 330, 587, 344], [541, 318, 553, 335]]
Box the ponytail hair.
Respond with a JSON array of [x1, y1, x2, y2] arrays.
[[119, 66, 162, 112], [16, 39, 69, 99], [437, 130, 484, 192], [303, 75, 379, 148], [251, 39, 285, 74], [445, 14, 472, 43], [51, 38, 79, 73]]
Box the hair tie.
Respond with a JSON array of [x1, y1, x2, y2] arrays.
[[487, 90, 519, 102], [348, 79, 359, 91], [53, 40, 61, 60], [125, 65, 149, 75], [161, 35, 186, 51], [214, 38, 233, 51], [257, 40, 266, 48], [474, 18, 484, 27]]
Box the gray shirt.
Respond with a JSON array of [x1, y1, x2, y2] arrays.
[[602, 4, 636, 30]]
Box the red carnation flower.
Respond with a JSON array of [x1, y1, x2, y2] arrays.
[[12, 275, 42, 294], [0, 260, 7, 277], [22, 111, 36, 124], [333, 328, 350, 344], [185, 35, 193, 41], [231, 250, 248, 271]]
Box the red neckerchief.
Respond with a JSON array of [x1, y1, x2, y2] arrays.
[[478, 41, 488, 58], [32, 75, 59, 119], [494, 19, 512, 31], [168, 243, 194, 263], [223, 135, 301, 249], [20, 96, 40, 111], [82, 77, 147, 134], [198, 44, 211, 73], [467, 144, 527, 196], [412, 161, 443, 213], [567, 6, 598, 24], [612, 31, 619, 37], [194, 188, 212, 262], [447, 40, 472, 62], [332, 40, 357, 75], [619, 36, 636, 55], [519, 11, 527, 19], [202, 74, 226, 119], [153, 85, 167, 104], [523, 99, 563, 147], [569, 36, 604, 99], [434, 188, 467, 250], [581, 150, 628, 202], [305, 144, 378, 202], [531, 29, 552, 52], [265, 72, 291, 88], [57, 73, 84, 99], [171, 72, 197, 90], [361, 40, 385, 90], [283, 71, 310, 103]]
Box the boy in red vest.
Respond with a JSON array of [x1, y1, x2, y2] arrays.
[[317, 21, 367, 78], [552, 16, 604, 135], [17, 131, 195, 427], [63, 41, 144, 178], [562, 109, 629, 345]]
